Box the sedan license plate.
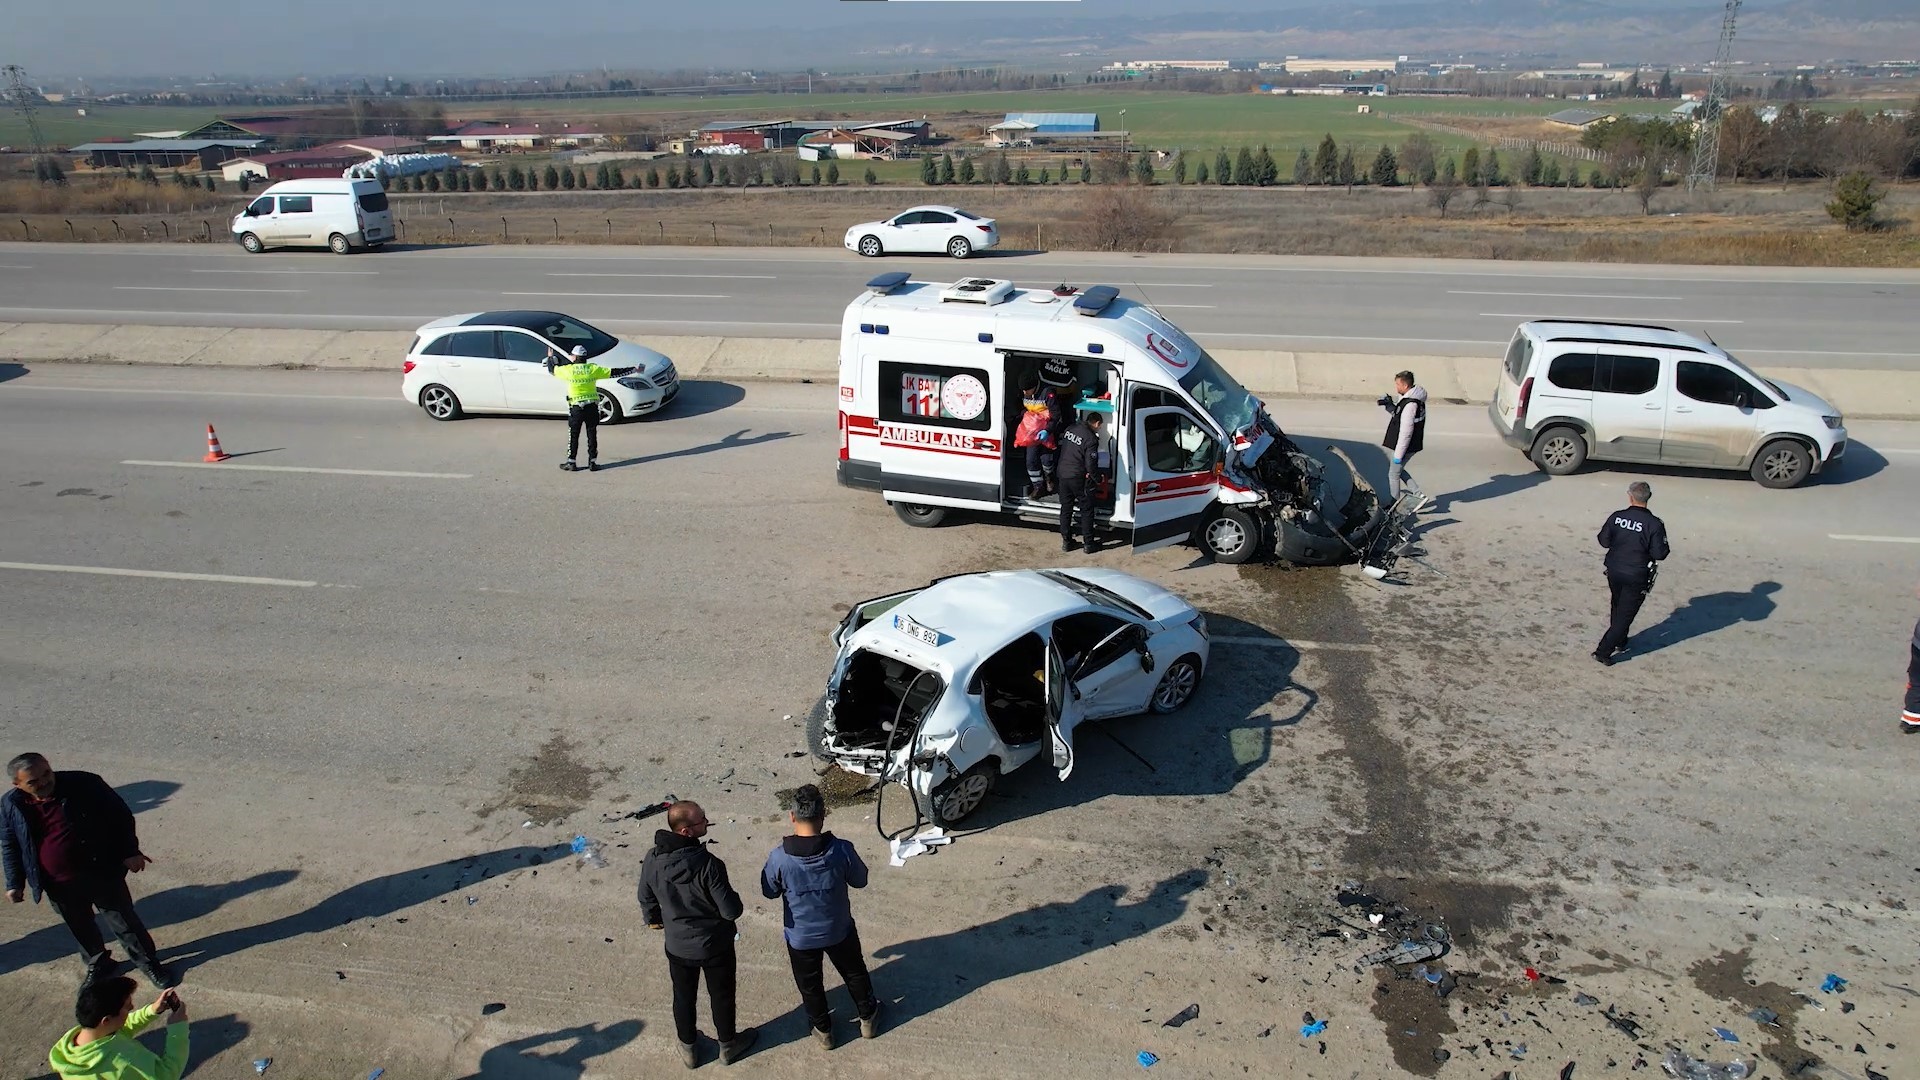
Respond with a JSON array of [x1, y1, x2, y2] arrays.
[[893, 613, 942, 647]]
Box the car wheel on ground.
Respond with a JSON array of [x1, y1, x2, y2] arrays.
[[929, 761, 996, 825], [947, 236, 972, 259], [1530, 426, 1587, 475], [597, 390, 622, 425], [858, 235, 884, 257], [803, 696, 833, 761], [1149, 654, 1203, 714], [327, 233, 352, 255], [1201, 507, 1260, 564], [238, 232, 264, 254], [1751, 439, 1812, 489], [893, 502, 948, 528], [419, 384, 463, 421]]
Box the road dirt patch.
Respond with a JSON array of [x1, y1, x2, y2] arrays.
[[484, 733, 623, 825]]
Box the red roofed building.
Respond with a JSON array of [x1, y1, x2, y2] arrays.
[[428, 120, 606, 150]]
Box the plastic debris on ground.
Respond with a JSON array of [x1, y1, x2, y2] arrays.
[[1300, 1018, 1328, 1037], [1574, 993, 1600, 1007], [1163, 1003, 1200, 1028], [1136, 1050, 1159, 1068], [570, 835, 607, 868], [1711, 1026, 1740, 1043], [1660, 1047, 1750, 1079], [482, 1002, 506, 1015], [1746, 1007, 1777, 1026], [252, 1060, 271, 1075], [887, 826, 952, 866], [1358, 938, 1447, 968], [369, 1071, 385, 1080], [1822, 973, 1848, 993], [1525, 967, 1543, 981]]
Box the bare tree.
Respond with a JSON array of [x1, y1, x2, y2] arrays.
[[1399, 133, 1437, 188], [1633, 150, 1673, 215], [1428, 173, 1463, 217], [1497, 183, 1524, 217], [1718, 106, 1769, 183], [1073, 186, 1181, 251]]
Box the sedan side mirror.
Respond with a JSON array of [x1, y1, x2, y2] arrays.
[[1733, 392, 1750, 409], [1139, 648, 1155, 674]]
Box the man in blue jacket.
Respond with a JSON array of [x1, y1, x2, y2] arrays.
[[4, 753, 176, 988], [760, 785, 880, 1049]]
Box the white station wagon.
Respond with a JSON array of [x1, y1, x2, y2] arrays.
[[400, 310, 679, 424], [810, 568, 1211, 825]]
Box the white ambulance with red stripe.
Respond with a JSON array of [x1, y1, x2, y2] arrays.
[[836, 274, 1385, 565]]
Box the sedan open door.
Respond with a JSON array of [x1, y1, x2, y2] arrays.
[[1045, 637, 1088, 781]]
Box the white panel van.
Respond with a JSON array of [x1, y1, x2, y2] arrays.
[[231, 178, 395, 254]]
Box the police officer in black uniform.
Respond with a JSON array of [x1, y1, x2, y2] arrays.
[[1594, 480, 1670, 665], [1056, 412, 1103, 554]]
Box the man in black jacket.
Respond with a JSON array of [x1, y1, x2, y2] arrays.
[[3, 753, 175, 987], [1594, 481, 1671, 665], [1056, 412, 1103, 554], [639, 800, 756, 1068]]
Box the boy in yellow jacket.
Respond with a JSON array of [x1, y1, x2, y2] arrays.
[[49, 976, 188, 1080]]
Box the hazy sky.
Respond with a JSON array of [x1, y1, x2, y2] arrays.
[[14, 0, 1334, 78]]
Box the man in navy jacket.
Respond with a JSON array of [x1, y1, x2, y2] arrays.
[[761, 785, 880, 1048], [3, 753, 175, 987]]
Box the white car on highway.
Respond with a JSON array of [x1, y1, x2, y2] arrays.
[[401, 311, 679, 424], [845, 205, 999, 260], [810, 568, 1210, 825]]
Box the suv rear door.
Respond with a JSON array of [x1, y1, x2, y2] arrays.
[[1586, 352, 1667, 463], [1490, 330, 1532, 430]]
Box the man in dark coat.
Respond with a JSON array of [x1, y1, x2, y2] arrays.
[[639, 800, 756, 1068], [3, 753, 175, 987]]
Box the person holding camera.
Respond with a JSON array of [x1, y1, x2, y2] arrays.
[[49, 977, 188, 1080], [1378, 370, 1430, 510]]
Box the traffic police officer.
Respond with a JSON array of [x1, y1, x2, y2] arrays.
[[1594, 480, 1670, 665], [546, 345, 636, 472], [1056, 412, 1103, 554]]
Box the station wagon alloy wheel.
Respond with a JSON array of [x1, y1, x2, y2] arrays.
[[420, 384, 462, 421]]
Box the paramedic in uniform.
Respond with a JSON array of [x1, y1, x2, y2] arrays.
[[1056, 413, 1102, 554], [1594, 481, 1670, 666]]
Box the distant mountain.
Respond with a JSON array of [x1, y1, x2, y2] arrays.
[[778, 0, 1920, 67]]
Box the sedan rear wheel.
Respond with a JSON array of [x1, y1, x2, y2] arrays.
[[1149, 655, 1202, 714], [930, 761, 996, 825], [947, 236, 973, 259]]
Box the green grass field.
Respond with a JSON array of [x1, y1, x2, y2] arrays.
[[0, 104, 220, 151]]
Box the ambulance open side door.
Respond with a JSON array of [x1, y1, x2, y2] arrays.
[[1129, 405, 1222, 553], [872, 344, 1005, 512]]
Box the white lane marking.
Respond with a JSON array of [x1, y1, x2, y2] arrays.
[[1198, 332, 1511, 346], [1015, 280, 1211, 288], [123, 460, 471, 479], [1828, 534, 1920, 544], [548, 272, 775, 279], [1449, 291, 1684, 301], [0, 561, 317, 587], [1312, 425, 1499, 440], [1212, 635, 1379, 653], [0, 264, 33, 269], [115, 286, 308, 294], [502, 291, 730, 299], [189, 268, 379, 276], [1479, 312, 1743, 324], [9, 385, 396, 401]]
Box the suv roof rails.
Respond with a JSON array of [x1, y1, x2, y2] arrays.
[[1543, 335, 1709, 355], [1529, 317, 1680, 335]]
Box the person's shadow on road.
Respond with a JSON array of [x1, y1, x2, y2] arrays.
[[455, 1020, 643, 1079], [597, 429, 796, 471], [1432, 472, 1547, 514], [160, 846, 561, 977], [117, 780, 181, 815], [0, 871, 297, 979], [1630, 580, 1781, 658], [866, 871, 1206, 1030]]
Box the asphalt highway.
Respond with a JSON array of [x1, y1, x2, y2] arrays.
[[3, 242, 1919, 367]]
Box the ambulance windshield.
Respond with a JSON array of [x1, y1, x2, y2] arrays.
[[1178, 349, 1259, 434]]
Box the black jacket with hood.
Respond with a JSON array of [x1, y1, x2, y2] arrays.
[[638, 829, 744, 962]]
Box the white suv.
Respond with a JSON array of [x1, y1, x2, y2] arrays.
[[1488, 320, 1846, 489]]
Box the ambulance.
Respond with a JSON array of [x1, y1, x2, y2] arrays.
[[835, 273, 1386, 565]]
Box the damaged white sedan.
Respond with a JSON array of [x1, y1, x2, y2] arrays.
[[809, 568, 1210, 826]]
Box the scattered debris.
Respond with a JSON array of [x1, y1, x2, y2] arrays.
[[1163, 1003, 1200, 1028], [1433, 1048, 1452, 1064], [1358, 938, 1446, 968], [369, 1071, 385, 1080], [482, 1002, 506, 1016], [888, 826, 951, 866], [1560, 1064, 1576, 1080], [605, 798, 677, 824], [571, 835, 607, 868], [1660, 1047, 1750, 1079], [1136, 1050, 1159, 1068], [1747, 1007, 1778, 1026], [1712, 1027, 1740, 1043], [253, 1060, 271, 1075], [466, 896, 477, 906], [1525, 967, 1543, 981], [716, 768, 735, 782], [1822, 974, 1848, 994], [1794, 992, 1826, 1011], [1513, 1042, 1529, 1059], [335, 971, 346, 980], [1300, 1018, 1328, 1037], [1575, 993, 1600, 1007], [1604, 1007, 1643, 1039], [1841, 1000, 1856, 1014]]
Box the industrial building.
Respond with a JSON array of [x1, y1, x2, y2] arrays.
[[1265, 59, 1405, 75], [66, 138, 264, 170]]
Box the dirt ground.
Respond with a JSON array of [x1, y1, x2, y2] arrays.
[[4, 182, 1918, 265]]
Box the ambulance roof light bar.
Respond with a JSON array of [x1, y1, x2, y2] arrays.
[[1073, 285, 1120, 315], [865, 271, 911, 295]]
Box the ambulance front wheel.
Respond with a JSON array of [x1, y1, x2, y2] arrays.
[[893, 502, 948, 528], [1200, 507, 1261, 565]]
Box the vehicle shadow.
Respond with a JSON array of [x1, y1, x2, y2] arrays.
[[0, 871, 297, 979], [0, 362, 28, 385], [1567, 442, 1883, 487], [1431, 471, 1548, 514], [117, 779, 181, 815], [865, 871, 1206, 1030], [453, 1020, 643, 1079], [22, 1014, 253, 1080], [958, 613, 1311, 829], [161, 846, 561, 976], [652, 380, 744, 421], [1624, 580, 1781, 660], [597, 429, 797, 471]]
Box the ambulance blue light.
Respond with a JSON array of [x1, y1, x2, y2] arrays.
[[978, 333, 993, 343], [1088, 343, 1104, 354]]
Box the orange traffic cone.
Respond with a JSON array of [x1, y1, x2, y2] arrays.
[[203, 424, 231, 463]]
